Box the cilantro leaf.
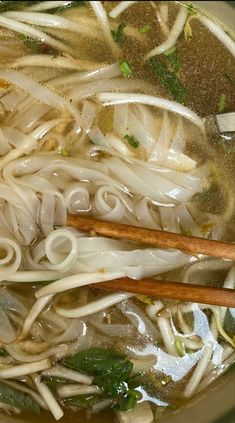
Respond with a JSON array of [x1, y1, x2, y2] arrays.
[[149, 57, 187, 104], [111, 22, 126, 43], [164, 47, 180, 73]]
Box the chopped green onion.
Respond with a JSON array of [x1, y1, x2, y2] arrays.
[[139, 24, 151, 34], [61, 148, 69, 156], [186, 3, 197, 15], [218, 94, 226, 113], [111, 21, 126, 43], [53, 225, 62, 230], [124, 134, 139, 148], [0, 349, 7, 357], [181, 228, 193, 237], [149, 57, 187, 104], [137, 295, 154, 305], [119, 60, 133, 78], [175, 338, 185, 357]]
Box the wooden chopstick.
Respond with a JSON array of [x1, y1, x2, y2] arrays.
[[91, 277, 235, 308], [67, 214, 235, 261]]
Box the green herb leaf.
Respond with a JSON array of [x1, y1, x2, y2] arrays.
[[149, 57, 187, 104], [139, 24, 151, 34], [63, 348, 133, 384], [119, 60, 133, 78], [0, 348, 7, 357], [164, 47, 180, 73], [223, 73, 235, 86], [164, 47, 176, 56], [224, 309, 235, 336], [124, 134, 139, 148], [117, 389, 141, 411], [63, 348, 139, 410], [0, 382, 41, 414], [186, 3, 197, 15], [111, 373, 142, 411], [111, 21, 126, 43], [218, 94, 226, 113]]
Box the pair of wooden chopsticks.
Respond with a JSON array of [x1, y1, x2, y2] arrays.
[[67, 214, 235, 307]]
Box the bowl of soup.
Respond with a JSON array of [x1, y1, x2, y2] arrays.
[[0, 1, 234, 423]]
